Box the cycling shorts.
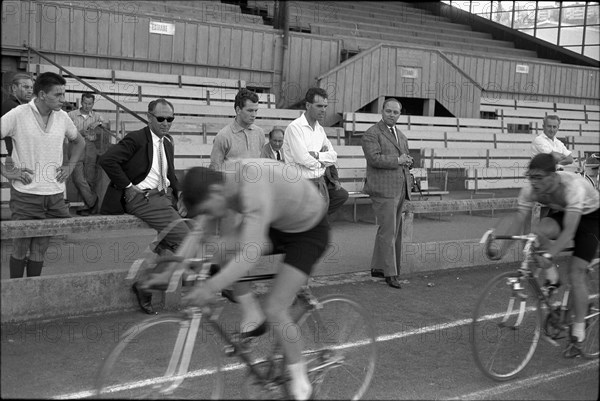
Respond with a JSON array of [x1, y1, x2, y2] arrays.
[[548, 208, 599, 262], [268, 217, 330, 275]]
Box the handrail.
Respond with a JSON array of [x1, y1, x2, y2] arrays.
[[25, 45, 148, 125], [435, 50, 483, 91]]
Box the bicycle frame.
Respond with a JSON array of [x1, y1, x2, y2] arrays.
[[483, 232, 585, 341], [157, 268, 325, 395]]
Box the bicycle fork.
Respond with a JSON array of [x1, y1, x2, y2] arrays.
[[499, 276, 534, 329], [160, 310, 204, 394]]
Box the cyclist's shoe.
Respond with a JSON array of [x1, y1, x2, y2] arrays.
[[220, 288, 238, 303], [563, 336, 584, 358], [240, 320, 268, 340], [542, 280, 562, 297]]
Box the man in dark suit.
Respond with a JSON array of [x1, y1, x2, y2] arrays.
[[361, 98, 413, 289], [260, 127, 285, 161], [99, 98, 189, 314]]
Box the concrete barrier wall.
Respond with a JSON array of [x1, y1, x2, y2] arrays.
[[1, 239, 523, 324], [1, 198, 535, 323]]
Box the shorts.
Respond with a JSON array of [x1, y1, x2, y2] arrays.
[[268, 216, 330, 275], [9, 187, 71, 220], [548, 209, 599, 262]]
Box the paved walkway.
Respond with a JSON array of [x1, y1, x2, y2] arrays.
[[0, 209, 513, 280]]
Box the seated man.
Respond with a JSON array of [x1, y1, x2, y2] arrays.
[[487, 153, 599, 357], [180, 160, 329, 400]]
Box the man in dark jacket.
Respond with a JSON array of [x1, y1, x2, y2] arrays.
[[2, 71, 34, 159], [99, 98, 189, 314]]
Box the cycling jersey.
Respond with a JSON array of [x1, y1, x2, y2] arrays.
[[518, 171, 599, 215]]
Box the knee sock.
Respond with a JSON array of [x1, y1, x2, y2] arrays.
[[286, 361, 312, 400], [235, 292, 266, 334], [9, 256, 27, 279], [26, 260, 44, 277], [572, 322, 585, 342]]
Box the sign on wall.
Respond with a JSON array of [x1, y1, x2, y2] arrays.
[[400, 67, 420, 79], [516, 64, 529, 74], [149, 21, 175, 36]]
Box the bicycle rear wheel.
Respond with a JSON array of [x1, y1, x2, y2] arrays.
[[471, 272, 542, 381], [296, 296, 377, 400], [96, 315, 223, 399], [582, 259, 599, 358]]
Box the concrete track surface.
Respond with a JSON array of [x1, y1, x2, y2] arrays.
[[1, 263, 598, 400]]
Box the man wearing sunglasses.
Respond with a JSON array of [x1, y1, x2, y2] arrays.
[[99, 98, 190, 314], [487, 153, 599, 357]]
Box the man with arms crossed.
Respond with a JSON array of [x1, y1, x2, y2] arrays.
[[282, 87, 340, 207], [531, 115, 573, 166], [181, 160, 329, 400], [487, 153, 599, 357]]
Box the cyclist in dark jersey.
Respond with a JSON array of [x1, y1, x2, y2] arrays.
[[181, 160, 329, 400], [488, 153, 599, 357]]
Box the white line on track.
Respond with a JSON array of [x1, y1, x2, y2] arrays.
[[445, 360, 599, 400], [51, 313, 594, 399]]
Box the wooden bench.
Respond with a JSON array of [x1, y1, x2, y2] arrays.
[[120, 116, 345, 146], [335, 146, 449, 222], [63, 78, 276, 108], [343, 112, 508, 137], [420, 148, 532, 169], [480, 98, 600, 124], [31, 64, 276, 109]]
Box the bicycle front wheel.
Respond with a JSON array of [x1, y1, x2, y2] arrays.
[[296, 296, 377, 400], [96, 314, 223, 399], [471, 272, 542, 381], [582, 259, 599, 358]]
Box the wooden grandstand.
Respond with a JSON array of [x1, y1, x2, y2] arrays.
[[1, 0, 599, 206]]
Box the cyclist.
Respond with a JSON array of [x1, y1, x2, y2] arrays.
[[180, 160, 328, 400], [487, 153, 599, 357]]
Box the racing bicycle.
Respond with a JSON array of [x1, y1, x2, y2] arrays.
[[470, 230, 599, 381]]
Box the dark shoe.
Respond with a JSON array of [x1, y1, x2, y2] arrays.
[[563, 336, 583, 358], [132, 282, 157, 315], [240, 320, 268, 340], [76, 197, 99, 216], [370, 269, 384, 278], [221, 288, 237, 303], [385, 276, 402, 289]]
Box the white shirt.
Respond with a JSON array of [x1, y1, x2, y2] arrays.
[[531, 133, 571, 158], [135, 130, 170, 190], [1, 100, 78, 195], [282, 113, 337, 180]]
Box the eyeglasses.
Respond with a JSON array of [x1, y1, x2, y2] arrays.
[[150, 114, 175, 123]]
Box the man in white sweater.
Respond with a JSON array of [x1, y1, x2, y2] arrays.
[[1, 72, 85, 278]]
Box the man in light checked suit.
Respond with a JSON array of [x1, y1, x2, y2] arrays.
[[361, 98, 413, 289]]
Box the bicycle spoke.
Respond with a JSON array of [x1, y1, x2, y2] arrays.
[[471, 272, 542, 381], [581, 261, 600, 359], [96, 316, 223, 399], [297, 296, 376, 400]]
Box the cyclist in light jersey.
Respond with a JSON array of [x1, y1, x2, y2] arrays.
[[488, 153, 599, 357]]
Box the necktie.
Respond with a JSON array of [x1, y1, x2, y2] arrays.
[[390, 126, 398, 143], [276, 150, 281, 161], [157, 138, 166, 191]]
